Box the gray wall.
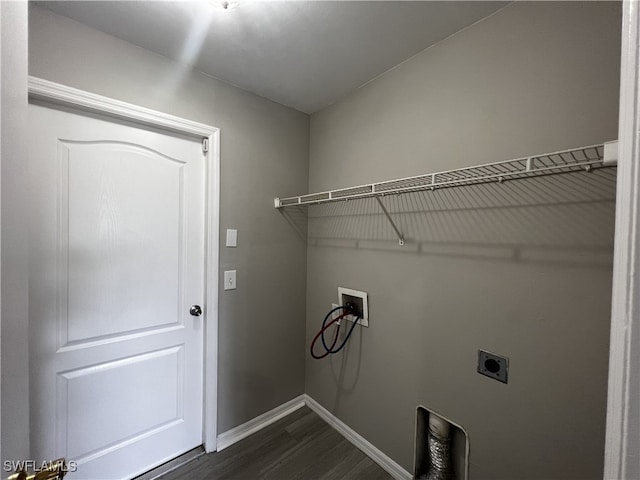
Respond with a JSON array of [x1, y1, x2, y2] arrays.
[[29, 5, 309, 433], [306, 2, 621, 479], [25, 2, 625, 478], [1, 0, 30, 466]]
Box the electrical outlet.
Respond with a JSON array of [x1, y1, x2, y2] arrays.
[[477, 349, 509, 383], [338, 287, 368, 327]]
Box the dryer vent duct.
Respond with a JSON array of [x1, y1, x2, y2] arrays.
[[414, 407, 469, 480], [425, 413, 451, 480]]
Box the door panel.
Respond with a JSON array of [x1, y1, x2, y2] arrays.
[[61, 346, 183, 460], [29, 102, 205, 480], [63, 141, 184, 342]]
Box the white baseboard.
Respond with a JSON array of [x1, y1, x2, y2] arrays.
[[215, 393, 412, 480], [216, 395, 306, 451], [303, 394, 412, 480]]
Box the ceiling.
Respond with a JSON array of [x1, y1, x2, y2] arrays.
[[36, 1, 508, 114]]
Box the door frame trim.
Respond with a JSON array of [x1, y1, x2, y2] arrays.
[[604, 1, 640, 477], [28, 76, 220, 454]]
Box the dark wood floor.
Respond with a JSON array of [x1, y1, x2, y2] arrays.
[[158, 406, 393, 480]]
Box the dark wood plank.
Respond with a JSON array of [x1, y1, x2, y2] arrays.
[[157, 407, 394, 480]]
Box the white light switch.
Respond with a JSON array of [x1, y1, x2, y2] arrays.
[[226, 229, 238, 247], [224, 270, 237, 290]]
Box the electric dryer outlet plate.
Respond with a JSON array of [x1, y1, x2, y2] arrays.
[[477, 349, 509, 383]]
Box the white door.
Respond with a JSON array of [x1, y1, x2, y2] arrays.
[[28, 102, 205, 480]]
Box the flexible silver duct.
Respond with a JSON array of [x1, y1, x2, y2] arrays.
[[425, 428, 452, 480], [423, 413, 452, 480]]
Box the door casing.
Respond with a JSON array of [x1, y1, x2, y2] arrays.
[[27, 76, 221, 454], [604, 1, 640, 477]]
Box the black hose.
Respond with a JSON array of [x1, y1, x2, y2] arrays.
[[310, 305, 361, 359]]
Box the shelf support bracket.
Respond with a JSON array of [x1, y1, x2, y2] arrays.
[[375, 197, 405, 246]]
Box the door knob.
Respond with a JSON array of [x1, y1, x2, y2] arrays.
[[189, 305, 202, 316]]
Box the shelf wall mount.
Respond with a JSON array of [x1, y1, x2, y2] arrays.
[[275, 141, 619, 246]]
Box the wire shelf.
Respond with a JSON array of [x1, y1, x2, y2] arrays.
[[275, 143, 616, 209]]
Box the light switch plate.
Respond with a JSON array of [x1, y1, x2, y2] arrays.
[[226, 229, 238, 247], [224, 270, 237, 290]]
